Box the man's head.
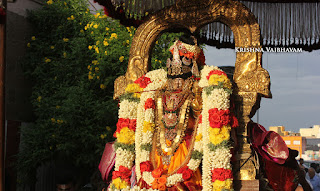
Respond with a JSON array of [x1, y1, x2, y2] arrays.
[[299, 158, 304, 164], [308, 167, 316, 179]]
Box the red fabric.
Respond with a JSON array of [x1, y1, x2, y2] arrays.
[[264, 158, 298, 191], [99, 142, 116, 182], [251, 123, 289, 164], [251, 123, 299, 191]]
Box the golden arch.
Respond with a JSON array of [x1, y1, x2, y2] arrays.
[[114, 0, 271, 182]]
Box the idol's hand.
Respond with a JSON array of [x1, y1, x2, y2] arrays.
[[191, 81, 202, 117]]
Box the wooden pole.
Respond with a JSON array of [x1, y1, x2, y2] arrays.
[[0, 0, 6, 190]]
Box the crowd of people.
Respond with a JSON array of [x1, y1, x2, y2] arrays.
[[296, 158, 320, 191]]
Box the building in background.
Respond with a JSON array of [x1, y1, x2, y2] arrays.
[[269, 126, 301, 136], [300, 125, 320, 138], [281, 136, 306, 158]]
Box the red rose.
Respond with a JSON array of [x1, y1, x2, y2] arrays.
[[134, 75, 151, 88], [112, 166, 131, 182], [208, 109, 222, 128], [211, 168, 233, 182], [144, 98, 155, 110], [198, 115, 202, 124], [177, 166, 193, 180], [128, 119, 137, 132], [114, 118, 136, 137], [221, 114, 230, 126], [140, 161, 153, 173], [206, 70, 227, 80]]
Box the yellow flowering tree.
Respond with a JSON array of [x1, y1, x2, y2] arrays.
[[19, 0, 181, 187]]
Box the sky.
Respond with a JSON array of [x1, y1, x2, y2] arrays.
[[204, 47, 320, 133]]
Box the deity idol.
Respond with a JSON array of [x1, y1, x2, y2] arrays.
[[106, 35, 238, 191]]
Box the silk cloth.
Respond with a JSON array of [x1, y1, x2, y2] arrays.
[[99, 142, 116, 182], [250, 123, 298, 191]]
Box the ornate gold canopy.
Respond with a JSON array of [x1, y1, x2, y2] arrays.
[[114, 0, 271, 185]]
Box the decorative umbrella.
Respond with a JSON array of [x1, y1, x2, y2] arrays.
[[94, 0, 320, 51]]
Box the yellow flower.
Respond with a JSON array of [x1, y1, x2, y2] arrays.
[[116, 127, 135, 144], [92, 60, 98, 65], [96, 41, 100, 45], [63, 38, 69, 42], [119, 56, 124, 62], [27, 43, 31, 47], [50, 46, 55, 49], [125, 83, 143, 98], [208, 74, 232, 89], [100, 84, 106, 89], [156, 41, 158, 44], [97, 76, 100, 79], [103, 40, 109, 46], [44, 57, 51, 63], [110, 33, 118, 39], [94, 13, 100, 18], [37, 96, 42, 102], [100, 134, 105, 139], [95, 47, 99, 53], [212, 179, 233, 191], [209, 126, 231, 145], [143, 121, 155, 133], [88, 75, 93, 80], [31, 36, 36, 41], [126, 40, 130, 44], [64, 2, 67, 5], [93, 24, 99, 29], [95, 67, 99, 72], [51, 118, 55, 123], [56, 119, 63, 124], [112, 177, 128, 189], [104, 51, 108, 55], [105, 27, 109, 31], [195, 133, 202, 142], [70, 15, 75, 20], [88, 45, 92, 50], [106, 126, 111, 131], [63, 52, 67, 58], [80, 30, 84, 33], [125, 83, 143, 94], [47, 0, 53, 5]]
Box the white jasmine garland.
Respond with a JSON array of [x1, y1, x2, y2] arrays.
[[209, 148, 232, 169], [166, 174, 184, 187], [115, 147, 135, 170], [198, 65, 219, 88], [119, 100, 139, 119], [187, 158, 201, 171], [139, 150, 150, 161], [201, 88, 212, 191], [144, 69, 167, 91], [206, 89, 230, 110], [142, 171, 155, 185], [144, 109, 154, 123], [141, 130, 153, 144], [135, 99, 145, 180]]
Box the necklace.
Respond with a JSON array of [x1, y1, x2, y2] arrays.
[[156, 96, 191, 165], [154, 77, 194, 166]]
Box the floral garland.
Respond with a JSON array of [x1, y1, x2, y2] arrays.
[[199, 65, 237, 191], [109, 66, 237, 191], [135, 69, 204, 190]]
